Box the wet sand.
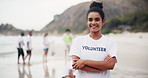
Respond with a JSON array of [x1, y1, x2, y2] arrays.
[[0, 39, 67, 78], [0, 32, 148, 78], [110, 32, 148, 78]]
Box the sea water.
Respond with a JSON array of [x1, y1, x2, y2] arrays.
[[0, 36, 17, 54], [0, 35, 64, 54]]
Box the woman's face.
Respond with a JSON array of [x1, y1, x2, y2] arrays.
[[87, 12, 105, 33]]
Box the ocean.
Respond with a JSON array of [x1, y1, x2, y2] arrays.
[[0, 35, 64, 54], [0, 36, 17, 54]]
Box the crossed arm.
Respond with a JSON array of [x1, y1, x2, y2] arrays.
[[71, 55, 116, 72]]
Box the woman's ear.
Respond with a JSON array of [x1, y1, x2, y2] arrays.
[[102, 19, 106, 25]]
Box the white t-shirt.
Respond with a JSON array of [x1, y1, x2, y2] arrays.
[[43, 36, 49, 49], [26, 35, 32, 50], [69, 35, 117, 78], [17, 35, 24, 48]]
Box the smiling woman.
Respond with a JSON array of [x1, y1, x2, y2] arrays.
[[69, 1, 117, 78]]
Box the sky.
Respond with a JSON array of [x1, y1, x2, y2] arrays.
[[0, 0, 91, 31]]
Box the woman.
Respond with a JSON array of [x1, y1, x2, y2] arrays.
[[69, 1, 117, 78], [43, 33, 49, 62]]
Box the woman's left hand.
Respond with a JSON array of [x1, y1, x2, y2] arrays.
[[72, 59, 85, 70]]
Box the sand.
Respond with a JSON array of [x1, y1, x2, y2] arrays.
[[108, 32, 148, 78], [0, 32, 148, 78]]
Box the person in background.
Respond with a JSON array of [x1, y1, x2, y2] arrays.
[[43, 33, 49, 62], [25, 31, 33, 65], [17, 32, 25, 64], [69, 1, 117, 78], [63, 29, 73, 63]]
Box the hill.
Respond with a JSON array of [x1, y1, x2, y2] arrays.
[[0, 23, 24, 35], [102, 12, 148, 34], [41, 0, 148, 34], [0, 23, 40, 35]]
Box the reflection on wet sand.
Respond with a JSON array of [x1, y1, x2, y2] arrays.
[[26, 65, 32, 78], [43, 62, 55, 78], [18, 64, 32, 78], [17, 62, 56, 78], [43, 62, 49, 78], [18, 65, 25, 78]]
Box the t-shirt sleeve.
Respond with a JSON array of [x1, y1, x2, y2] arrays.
[[18, 37, 21, 43], [44, 37, 49, 45], [69, 37, 81, 58], [108, 39, 117, 59]]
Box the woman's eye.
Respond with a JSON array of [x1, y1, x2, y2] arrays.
[[95, 18, 100, 21], [88, 18, 93, 22], [88, 18, 100, 22]]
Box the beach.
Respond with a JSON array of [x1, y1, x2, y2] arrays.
[[109, 32, 148, 78], [0, 33, 148, 78]]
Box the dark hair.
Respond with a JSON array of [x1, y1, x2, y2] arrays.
[[65, 29, 70, 32], [87, 1, 105, 20], [20, 32, 24, 36], [44, 33, 48, 37]]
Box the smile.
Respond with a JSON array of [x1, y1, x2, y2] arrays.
[[90, 25, 98, 28]]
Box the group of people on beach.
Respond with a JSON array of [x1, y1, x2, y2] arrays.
[[17, 31, 33, 65], [17, 29, 73, 65], [17, 31, 51, 65], [17, 1, 117, 78]]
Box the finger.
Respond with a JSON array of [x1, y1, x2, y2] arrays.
[[73, 63, 77, 68], [74, 63, 80, 70], [72, 62, 76, 66], [75, 64, 79, 69], [105, 55, 110, 61], [73, 59, 78, 62], [108, 55, 111, 57]]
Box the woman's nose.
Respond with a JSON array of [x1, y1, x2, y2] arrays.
[[91, 20, 97, 24]]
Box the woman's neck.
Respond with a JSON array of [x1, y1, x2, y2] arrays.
[[89, 32, 102, 40]]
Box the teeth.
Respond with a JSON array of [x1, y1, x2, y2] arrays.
[[91, 26, 97, 27]]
